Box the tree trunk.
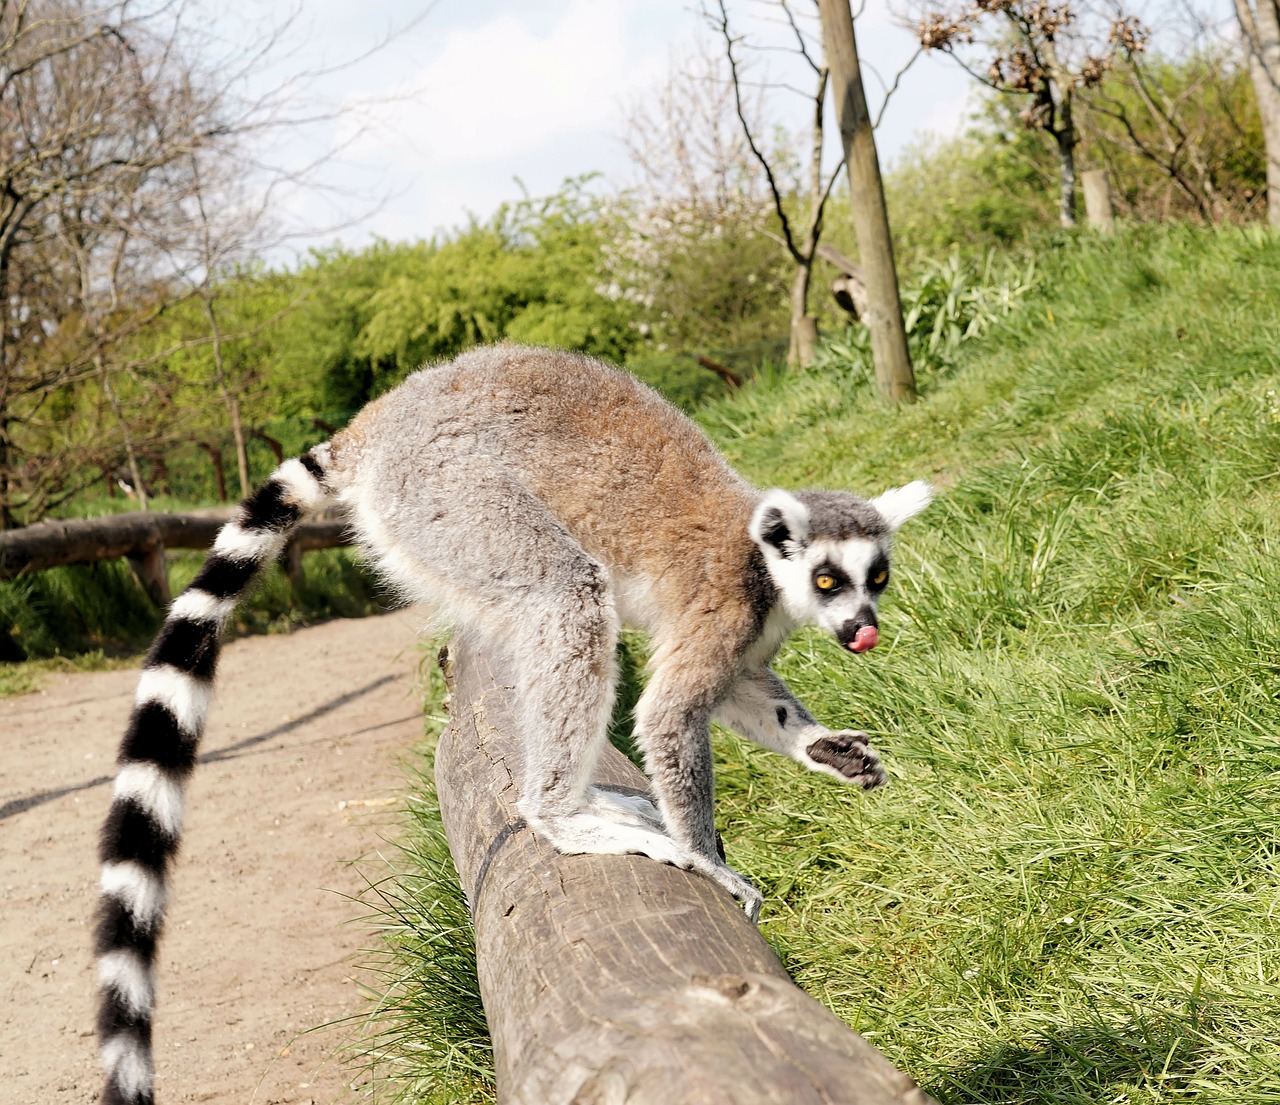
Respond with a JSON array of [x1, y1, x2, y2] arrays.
[[817, 0, 916, 402], [1055, 127, 1078, 227], [0, 245, 15, 531], [788, 264, 819, 367], [0, 421, 13, 532], [199, 442, 228, 502], [227, 392, 250, 498], [1039, 38, 1079, 229], [1053, 97, 1078, 228], [1236, 0, 1280, 227], [786, 63, 829, 369], [98, 358, 149, 510], [434, 634, 940, 1105], [203, 295, 251, 497]]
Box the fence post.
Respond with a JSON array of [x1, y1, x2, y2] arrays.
[[284, 539, 305, 588], [126, 543, 171, 607], [1082, 169, 1115, 233]]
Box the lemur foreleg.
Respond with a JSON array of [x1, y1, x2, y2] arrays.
[[716, 666, 888, 789], [633, 644, 764, 922]]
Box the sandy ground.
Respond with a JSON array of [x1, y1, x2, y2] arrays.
[[0, 610, 434, 1103]]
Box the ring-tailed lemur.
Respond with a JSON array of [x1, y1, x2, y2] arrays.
[[94, 344, 930, 1104]]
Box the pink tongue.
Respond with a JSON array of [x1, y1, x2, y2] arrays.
[[848, 626, 878, 653]]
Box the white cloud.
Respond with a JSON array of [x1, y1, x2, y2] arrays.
[[340, 0, 666, 171]]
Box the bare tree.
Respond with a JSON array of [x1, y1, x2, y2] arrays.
[[1234, 0, 1280, 225], [621, 32, 767, 216], [1080, 14, 1263, 225], [611, 37, 789, 356], [0, 0, 404, 526], [0, 0, 235, 527], [915, 0, 1138, 226], [711, 0, 846, 366]]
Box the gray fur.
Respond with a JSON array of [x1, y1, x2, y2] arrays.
[[794, 489, 889, 541]]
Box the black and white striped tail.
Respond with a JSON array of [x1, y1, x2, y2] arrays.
[[94, 449, 333, 1105]]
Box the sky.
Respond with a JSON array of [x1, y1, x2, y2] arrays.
[[215, 0, 973, 255], [214, 0, 1234, 256]]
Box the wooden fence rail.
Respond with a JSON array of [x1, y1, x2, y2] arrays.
[[436, 633, 939, 1105], [0, 509, 350, 604]]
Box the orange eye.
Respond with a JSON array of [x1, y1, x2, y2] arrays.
[[815, 574, 837, 591], [872, 570, 888, 586]]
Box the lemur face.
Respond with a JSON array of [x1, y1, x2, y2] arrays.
[[749, 482, 932, 653]]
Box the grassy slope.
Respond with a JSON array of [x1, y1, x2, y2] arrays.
[[377, 225, 1280, 1104]]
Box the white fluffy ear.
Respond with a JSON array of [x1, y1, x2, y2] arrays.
[[750, 489, 811, 559], [870, 480, 933, 531]]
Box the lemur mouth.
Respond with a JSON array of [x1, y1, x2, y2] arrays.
[[846, 625, 879, 653]]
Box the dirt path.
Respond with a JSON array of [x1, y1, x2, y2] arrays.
[[0, 610, 433, 1104]]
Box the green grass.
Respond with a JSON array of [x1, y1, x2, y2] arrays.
[[360, 782, 495, 1105], [368, 224, 1280, 1102]]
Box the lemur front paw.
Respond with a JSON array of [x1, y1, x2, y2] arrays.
[[804, 730, 887, 789]]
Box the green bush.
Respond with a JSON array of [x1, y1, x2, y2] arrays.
[[812, 249, 1039, 388], [1, 546, 388, 669]]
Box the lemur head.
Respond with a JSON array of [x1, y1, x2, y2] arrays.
[[749, 481, 932, 652]]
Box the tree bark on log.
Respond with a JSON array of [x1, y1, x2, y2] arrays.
[[434, 635, 939, 1105]]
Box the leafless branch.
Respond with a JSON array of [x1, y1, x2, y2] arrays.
[[712, 0, 805, 263], [873, 46, 925, 128]]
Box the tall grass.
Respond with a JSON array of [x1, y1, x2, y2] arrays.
[[367, 225, 1280, 1103], [359, 784, 495, 1104]]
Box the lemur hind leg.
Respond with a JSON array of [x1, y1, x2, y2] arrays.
[[510, 575, 692, 865], [367, 464, 691, 868]]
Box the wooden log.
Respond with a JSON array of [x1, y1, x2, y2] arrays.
[[0, 510, 350, 578], [434, 635, 939, 1105], [696, 356, 743, 389], [0, 512, 224, 577]]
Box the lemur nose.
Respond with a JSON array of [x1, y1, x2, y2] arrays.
[[838, 612, 878, 652]]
